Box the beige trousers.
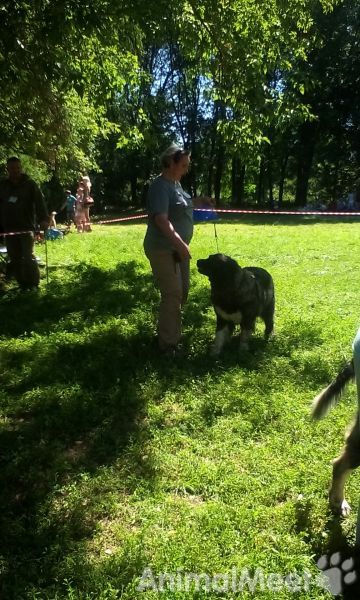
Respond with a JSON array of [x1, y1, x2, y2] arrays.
[[145, 249, 190, 349]]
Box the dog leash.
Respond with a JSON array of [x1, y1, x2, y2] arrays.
[[44, 231, 49, 285], [213, 223, 220, 252]]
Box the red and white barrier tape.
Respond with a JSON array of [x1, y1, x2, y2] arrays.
[[1, 230, 35, 236], [98, 214, 147, 224], [1, 208, 359, 236], [200, 208, 360, 217], [95, 208, 360, 225]]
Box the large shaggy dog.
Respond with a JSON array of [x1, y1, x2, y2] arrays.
[[312, 359, 360, 516], [197, 253, 275, 356]]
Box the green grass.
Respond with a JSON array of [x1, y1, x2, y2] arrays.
[[1, 217, 360, 599]]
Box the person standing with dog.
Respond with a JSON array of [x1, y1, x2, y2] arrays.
[[0, 156, 49, 290], [143, 143, 215, 356]]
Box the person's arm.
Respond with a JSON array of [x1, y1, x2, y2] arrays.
[[153, 213, 191, 260]]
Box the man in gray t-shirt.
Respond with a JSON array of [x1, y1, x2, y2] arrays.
[[143, 144, 214, 356]]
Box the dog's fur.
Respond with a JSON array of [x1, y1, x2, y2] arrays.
[[197, 253, 275, 355], [312, 359, 360, 516]]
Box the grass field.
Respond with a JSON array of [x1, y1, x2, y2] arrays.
[[1, 216, 360, 599]]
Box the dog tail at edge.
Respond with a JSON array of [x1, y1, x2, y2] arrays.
[[311, 359, 355, 420]]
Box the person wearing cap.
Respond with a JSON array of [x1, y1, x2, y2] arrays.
[[0, 156, 49, 290], [144, 143, 215, 355]]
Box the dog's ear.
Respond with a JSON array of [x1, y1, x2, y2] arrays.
[[216, 257, 240, 287], [202, 255, 225, 281], [224, 256, 241, 273]]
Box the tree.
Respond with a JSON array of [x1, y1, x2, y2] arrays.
[[0, 0, 146, 183]]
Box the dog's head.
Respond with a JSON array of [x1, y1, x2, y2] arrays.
[[197, 254, 241, 287]]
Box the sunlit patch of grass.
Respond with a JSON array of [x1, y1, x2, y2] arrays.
[[1, 218, 360, 598]]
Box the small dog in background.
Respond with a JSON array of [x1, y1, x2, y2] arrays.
[[311, 359, 359, 516], [197, 253, 275, 356]]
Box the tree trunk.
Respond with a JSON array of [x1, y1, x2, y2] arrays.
[[268, 167, 274, 208], [278, 153, 289, 208], [294, 122, 317, 206], [256, 158, 266, 204], [130, 173, 137, 205], [231, 156, 246, 206], [266, 145, 274, 208], [214, 144, 224, 201], [207, 101, 223, 198], [212, 101, 226, 201], [188, 137, 197, 197], [207, 130, 216, 197]]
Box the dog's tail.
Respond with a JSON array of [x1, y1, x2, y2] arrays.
[[311, 360, 355, 420]]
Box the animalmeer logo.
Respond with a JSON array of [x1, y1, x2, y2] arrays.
[[137, 558, 357, 595]]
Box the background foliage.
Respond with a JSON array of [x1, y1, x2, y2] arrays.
[[0, 0, 359, 207]]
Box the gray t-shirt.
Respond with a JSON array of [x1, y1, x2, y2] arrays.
[[143, 175, 193, 252]]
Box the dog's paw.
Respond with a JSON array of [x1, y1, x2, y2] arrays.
[[330, 497, 351, 517], [340, 500, 352, 517]]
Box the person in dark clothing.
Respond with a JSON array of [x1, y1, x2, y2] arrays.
[[62, 190, 77, 226], [0, 157, 49, 290]]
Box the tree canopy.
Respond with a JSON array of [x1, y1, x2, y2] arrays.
[[0, 0, 358, 207]]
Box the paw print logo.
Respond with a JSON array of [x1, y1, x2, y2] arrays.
[[316, 552, 357, 595]]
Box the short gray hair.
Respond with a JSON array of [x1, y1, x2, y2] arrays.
[[160, 144, 190, 168]]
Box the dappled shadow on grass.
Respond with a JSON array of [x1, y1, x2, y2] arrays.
[[0, 260, 156, 338], [0, 261, 161, 597], [0, 265, 346, 598], [0, 336, 156, 597], [0, 262, 251, 597]]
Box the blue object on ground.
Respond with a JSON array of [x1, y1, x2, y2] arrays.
[[193, 208, 219, 222], [45, 228, 64, 241]]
